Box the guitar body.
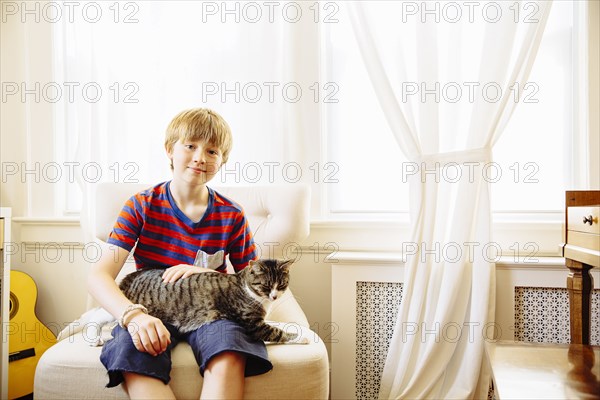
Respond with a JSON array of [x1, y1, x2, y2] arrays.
[[7, 271, 56, 399]]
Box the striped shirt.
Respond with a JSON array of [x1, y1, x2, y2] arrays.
[[107, 181, 256, 272]]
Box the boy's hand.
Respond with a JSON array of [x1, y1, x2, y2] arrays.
[[126, 312, 171, 356], [162, 264, 217, 283]]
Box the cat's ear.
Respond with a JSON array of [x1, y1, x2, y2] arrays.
[[248, 259, 261, 272], [278, 259, 294, 270]]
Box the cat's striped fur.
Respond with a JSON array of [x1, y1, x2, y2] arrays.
[[119, 258, 301, 343]]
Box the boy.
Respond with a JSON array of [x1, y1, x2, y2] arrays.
[[88, 108, 269, 399]]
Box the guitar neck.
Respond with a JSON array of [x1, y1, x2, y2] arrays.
[[9, 348, 36, 363]]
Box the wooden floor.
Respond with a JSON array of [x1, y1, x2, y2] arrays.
[[487, 341, 600, 399]]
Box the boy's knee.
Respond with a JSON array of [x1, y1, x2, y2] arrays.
[[123, 372, 175, 400], [123, 371, 165, 389], [206, 351, 246, 376]]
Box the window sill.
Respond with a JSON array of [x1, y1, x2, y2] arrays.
[[327, 250, 567, 270], [9, 216, 564, 258]]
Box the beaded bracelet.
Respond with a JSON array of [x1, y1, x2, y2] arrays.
[[119, 304, 148, 328]]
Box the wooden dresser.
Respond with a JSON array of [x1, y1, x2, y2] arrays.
[[487, 341, 600, 399], [562, 190, 600, 345]]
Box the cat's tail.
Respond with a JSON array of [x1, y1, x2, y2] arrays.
[[57, 307, 116, 346]]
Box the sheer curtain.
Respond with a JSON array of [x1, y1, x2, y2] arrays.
[[347, 1, 552, 398], [56, 2, 321, 239]]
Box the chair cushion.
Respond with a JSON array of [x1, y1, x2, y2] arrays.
[[35, 325, 328, 400], [40, 183, 328, 399]]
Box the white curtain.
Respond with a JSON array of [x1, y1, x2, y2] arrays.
[[58, 2, 321, 240], [348, 1, 552, 398]]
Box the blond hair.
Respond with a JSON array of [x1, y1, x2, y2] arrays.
[[165, 108, 233, 166]]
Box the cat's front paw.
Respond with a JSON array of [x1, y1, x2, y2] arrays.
[[293, 334, 310, 344], [285, 331, 310, 345], [264, 321, 312, 344]]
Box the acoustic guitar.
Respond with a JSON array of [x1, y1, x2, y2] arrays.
[[6, 270, 56, 399]]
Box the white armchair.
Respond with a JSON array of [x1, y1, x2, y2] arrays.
[[34, 183, 329, 399]]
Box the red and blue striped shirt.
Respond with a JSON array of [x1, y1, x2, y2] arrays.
[[107, 181, 257, 272]]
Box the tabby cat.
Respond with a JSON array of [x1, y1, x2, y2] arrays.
[[117, 258, 305, 344]]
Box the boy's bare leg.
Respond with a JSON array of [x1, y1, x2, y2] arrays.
[[201, 351, 246, 399], [123, 372, 176, 400]]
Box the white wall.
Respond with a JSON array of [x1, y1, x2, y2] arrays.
[[589, 0, 600, 189], [0, 0, 598, 377], [0, 7, 86, 334]]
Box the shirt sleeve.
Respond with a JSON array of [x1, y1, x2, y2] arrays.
[[106, 194, 144, 252], [226, 212, 257, 272]]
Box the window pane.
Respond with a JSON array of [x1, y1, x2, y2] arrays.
[[326, 2, 573, 214], [491, 0, 572, 211], [325, 5, 410, 214]]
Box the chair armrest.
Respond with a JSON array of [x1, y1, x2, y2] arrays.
[[265, 289, 309, 328]]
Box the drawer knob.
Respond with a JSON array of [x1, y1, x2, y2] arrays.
[[582, 215, 594, 225]]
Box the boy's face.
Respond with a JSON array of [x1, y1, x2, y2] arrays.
[[168, 139, 223, 185]]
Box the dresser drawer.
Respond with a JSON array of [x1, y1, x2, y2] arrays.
[[567, 206, 600, 235], [567, 231, 600, 251], [564, 199, 600, 268]]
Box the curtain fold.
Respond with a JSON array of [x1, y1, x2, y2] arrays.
[[60, 2, 322, 231], [348, 2, 552, 398]]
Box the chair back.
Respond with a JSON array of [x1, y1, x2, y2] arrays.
[[93, 182, 311, 259]]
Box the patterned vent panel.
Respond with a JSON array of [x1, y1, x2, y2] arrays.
[[356, 282, 403, 400], [514, 287, 600, 345], [355, 284, 599, 400]]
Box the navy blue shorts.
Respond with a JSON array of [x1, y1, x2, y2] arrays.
[[99, 320, 273, 387]]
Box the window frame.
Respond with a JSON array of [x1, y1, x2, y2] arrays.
[[47, 1, 594, 258], [313, 1, 592, 257]]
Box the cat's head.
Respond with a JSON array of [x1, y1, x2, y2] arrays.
[[245, 258, 293, 301]]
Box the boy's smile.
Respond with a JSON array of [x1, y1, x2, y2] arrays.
[[188, 166, 208, 174], [169, 140, 223, 184]]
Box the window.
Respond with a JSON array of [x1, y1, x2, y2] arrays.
[[324, 1, 577, 215], [54, 1, 322, 214], [53, 1, 582, 225]]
